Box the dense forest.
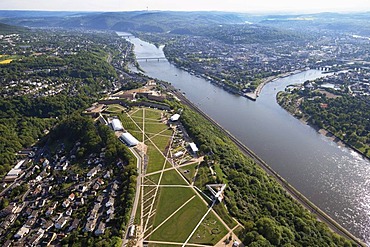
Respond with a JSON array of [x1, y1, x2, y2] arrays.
[[169, 101, 355, 246]]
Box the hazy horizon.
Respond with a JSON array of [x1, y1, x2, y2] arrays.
[[1, 0, 370, 14]]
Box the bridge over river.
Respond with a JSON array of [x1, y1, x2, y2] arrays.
[[136, 57, 167, 62]]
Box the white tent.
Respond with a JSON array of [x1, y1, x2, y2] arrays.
[[111, 119, 124, 131], [120, 133, 139, 147], [189, 142, 199, 153]]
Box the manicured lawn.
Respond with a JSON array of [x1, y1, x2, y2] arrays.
[[179, 162, 198, 184], [119, 113, 143, 142], [149, 134, 171, 153], [152, 187, 194, 229], [146, 142, 166, 173], [188, 211, 228, 245], [131, 108, 144, 118], [145, 108, 162, 120], [145, 122, 171, 136], [106, 104, 124, 113], [160, 169, 188, 185], [149, 195, 207, 242], [146, 173, 161, 184]]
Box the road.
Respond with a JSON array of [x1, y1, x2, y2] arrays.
[[171, 88, 366, 247], [122, 147, 142, 247]]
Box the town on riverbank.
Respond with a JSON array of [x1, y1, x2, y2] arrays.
[[1, 10, 369, 246]]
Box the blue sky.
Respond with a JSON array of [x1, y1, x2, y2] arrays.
[[0, 0, 370, 13]]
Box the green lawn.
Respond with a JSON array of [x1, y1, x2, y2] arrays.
[[194, 165, 214, 190], [145, 108, 162, 120], [179, 162, 198, 184], [119, 113, 143, 142], [145, 123, 171, 136], [149, 134, 171, 153], [188, 211, 228, 245], [146, 143, 166, 173], [105, 104, 125, 113], [131, 108, 144, 118], [149, 195, 207, 242], [152, 187, 194, 229], [160, 169, 188, 185], [212, 203, 237, 229], [146, 173, 161, 184]]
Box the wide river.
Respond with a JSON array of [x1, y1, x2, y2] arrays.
[[120, 33, 370, 244]]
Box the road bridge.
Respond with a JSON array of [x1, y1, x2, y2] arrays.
[[136, 57, 167, 62]]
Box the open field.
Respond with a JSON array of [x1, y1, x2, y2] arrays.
[[179, 163, 198, 184], [149, 196, 208, 242], [152, 187, 194, 228], [160, 170, 188, 185], [212, 203, 237, 229], [189, 212, 229, 245], [146, 142, 167, 173], [149, 134, 172, 153]]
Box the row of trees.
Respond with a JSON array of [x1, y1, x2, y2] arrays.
[[170, 101, 355, 246]]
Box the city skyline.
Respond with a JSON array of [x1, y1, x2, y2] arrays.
[[1, 0, 370, 13]]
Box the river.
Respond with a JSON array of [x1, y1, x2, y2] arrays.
[[119, 32, 370, 244]]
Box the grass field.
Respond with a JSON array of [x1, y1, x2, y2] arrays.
[[147, 173, 161, 184], [105, 104, 124, 113], [119, 113, 143, 141], [145, 108, 163, 120], [160, 170, 188, 185], [194, 165, 214, 189], [131, 108, 144, 118], [146, 142, 167, 173], [145, 123, 171, 136], [152, 187, 194, 228], [179, 163, 198, 184], [188, 211, 228, 245], [149, 134, 172, 153], [149, 196, 207, 242], [212, 203, 237, 229]]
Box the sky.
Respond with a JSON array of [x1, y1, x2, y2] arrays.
[[0, 0, 370, 13]]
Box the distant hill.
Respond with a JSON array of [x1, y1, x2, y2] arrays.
[[1, 10, 370, 35], [0, 11, 246, 32], [0, 22, 27, 33]]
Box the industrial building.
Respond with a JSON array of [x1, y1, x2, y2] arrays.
[[120, 133, 139, 147], [111, 118, 124, 131]]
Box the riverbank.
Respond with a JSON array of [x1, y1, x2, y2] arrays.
[[277, 92, 370, 161], [170, 87, 365, 246]]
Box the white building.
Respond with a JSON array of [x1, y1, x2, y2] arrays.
[[173, 151, 184, 158], [170, 114, 180, 122], [120, 133, 139, 147], [111, 118, 124, 131], [189, 142, 199, 153]]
